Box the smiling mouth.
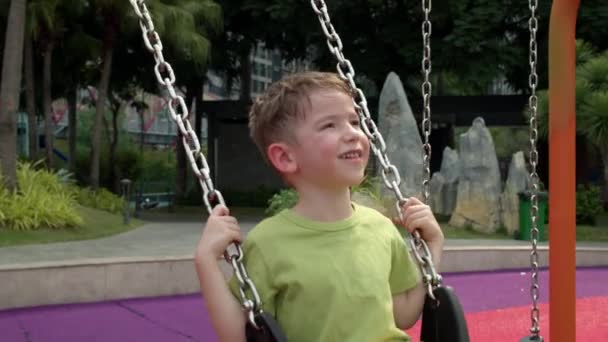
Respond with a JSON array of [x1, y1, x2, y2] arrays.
[[338, 150, 363, 159]]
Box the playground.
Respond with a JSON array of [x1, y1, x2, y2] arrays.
[[0, 0, 606, 341]]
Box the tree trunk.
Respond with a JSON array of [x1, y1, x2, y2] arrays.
[[109, 98, 120, 193], [174, 92, 191, 204], [192, 80, 204, 194], [175, 130, 188, 204], [194, 80, 204, 142], [43, 41, 54, 169], [90, 36, 114, 189], [0, 0, 27, 191], [24, 31, 37, 160], [67, 89, 77, 172]]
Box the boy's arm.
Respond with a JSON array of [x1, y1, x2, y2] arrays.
[[195, 255, 246, 342], [392, 241, 442, 329], [392, 196, 444, 329], [194, 205, 246, 342]]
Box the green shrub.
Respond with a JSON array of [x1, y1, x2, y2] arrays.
[[576, 184, 604, 225], [0, 162, 83, 231], [265, 176, 384, 216], [72, 186, 125, 214], [266, 188, 299, 216], [74, 144, 143, 189]]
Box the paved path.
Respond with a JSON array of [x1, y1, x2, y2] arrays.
[[1, 214, 606, 266], [1, 267, 606, 342], [0, 220, 257, 266]]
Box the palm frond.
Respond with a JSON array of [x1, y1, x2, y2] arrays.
[[183, 0, 223, 34], [575, 39, 597, 65], [148, 0, 215, 72], [580, 91, 608, 148], [27, 0, 60, 37], [578, 55, 608, 91], [167, 30, 211, 71], [534, 89, 549, 139]]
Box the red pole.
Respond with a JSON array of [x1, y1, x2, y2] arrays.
[[549, 0, 579, 341]]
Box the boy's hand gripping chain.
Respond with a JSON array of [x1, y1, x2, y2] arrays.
[[311, 0, 441, 299], [129, 0, 265, 331]]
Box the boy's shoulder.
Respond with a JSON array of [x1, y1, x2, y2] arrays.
[[245, 211, 289, 241], [352, 202, 393, 225], [353, 202, 404, 238]]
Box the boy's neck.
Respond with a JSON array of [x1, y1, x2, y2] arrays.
[[291, 185, 353, 222]]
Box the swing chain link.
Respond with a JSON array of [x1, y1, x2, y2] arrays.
[[311, 0, 442, 299], [421, 0, 432, 206], [129, 0, 263, 329], [527, 0, 542, 338]]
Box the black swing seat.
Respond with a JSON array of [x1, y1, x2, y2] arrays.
[[520, 335, 544, 341], [246, 311, 287, 342], [420, 286, 470, 342]]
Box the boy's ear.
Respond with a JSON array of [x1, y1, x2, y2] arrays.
[[267, 142, 297, 174]]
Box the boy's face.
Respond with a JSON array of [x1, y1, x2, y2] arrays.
[[288, 89, 370, 189]]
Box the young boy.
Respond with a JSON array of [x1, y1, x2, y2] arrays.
[[194, 71, 444, 341]]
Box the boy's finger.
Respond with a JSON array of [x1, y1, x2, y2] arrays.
[[405, 197, 423, 206], [211, 204, 230, 216], [230, 230, 243, 243]]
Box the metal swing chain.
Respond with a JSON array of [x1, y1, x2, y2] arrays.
[[311, 0, 441, 299], [129, 0, 263, 329], [527, 0, 542, 338], [421, 0, 433, 205]]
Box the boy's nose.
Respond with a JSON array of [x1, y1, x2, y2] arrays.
[[343, 126, 360, 141]]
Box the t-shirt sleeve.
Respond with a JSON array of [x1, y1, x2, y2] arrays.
[[227, 235, 276, 316], [389, 227, 421, 294]]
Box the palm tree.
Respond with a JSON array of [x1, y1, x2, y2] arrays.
[[88, 0, 221, 190], [23, 28, 37, 160], [27, 0, 61, 169], [536, 41, 608, 202], [150, 0, 222, 202], [27, 0, 84, 169], [0, 0, 27, 191], [580, 91, 608, 188]]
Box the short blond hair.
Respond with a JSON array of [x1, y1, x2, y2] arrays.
[[249, 71, 352, 161]]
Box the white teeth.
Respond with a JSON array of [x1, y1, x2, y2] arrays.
[[340, 151, 361, 159]]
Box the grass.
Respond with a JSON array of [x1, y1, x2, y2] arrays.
[[0, 206, 144, 247], [439, 211, 608, 242]]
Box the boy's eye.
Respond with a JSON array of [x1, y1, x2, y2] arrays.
[[322, 123, 335, 129], [351, 120, 360, 127]]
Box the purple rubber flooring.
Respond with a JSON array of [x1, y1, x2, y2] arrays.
[[1, 267, 606, 342]]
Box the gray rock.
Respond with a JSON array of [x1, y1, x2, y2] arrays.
[[429, 147, 460, 216], [449, 118, 502, 233], [375, 72, 423, 201], [500, 151, 530, 236]]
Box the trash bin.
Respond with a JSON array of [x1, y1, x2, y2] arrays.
[[518, 191, 548, 241]]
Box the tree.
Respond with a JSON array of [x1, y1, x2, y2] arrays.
[[0, 0, 26, 190], [145, 0, 222, 202], [537, 41, 608, 202], [58, 7, 100, 173], [27, 0, 61, 169], [86, 0, 221, 191]]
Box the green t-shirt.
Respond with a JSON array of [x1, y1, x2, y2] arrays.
[[229, 203, 420, 341]]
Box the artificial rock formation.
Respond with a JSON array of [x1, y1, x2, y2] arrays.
[[500, 151, 530, 236], [429, 147, 460, 216], [375, 72, 423, 200], [449, 118, 502, 233]]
